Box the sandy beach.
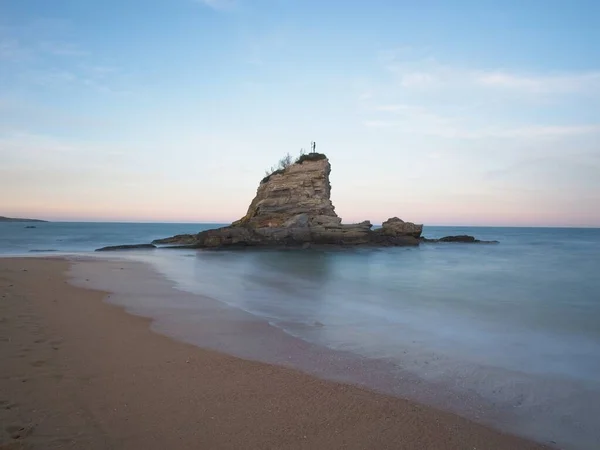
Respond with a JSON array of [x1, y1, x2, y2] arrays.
[[0, 257, 549, 449]]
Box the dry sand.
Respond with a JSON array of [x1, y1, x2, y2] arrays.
[[0, 257, 550, 449]]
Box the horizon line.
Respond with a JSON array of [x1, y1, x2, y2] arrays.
[[3, 219, 599, 229]]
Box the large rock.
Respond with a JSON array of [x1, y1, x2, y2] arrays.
[[377, 217, 423, 238], [152, 153, 492, 248], [233, 156, 338, 228], [153, 154, 391, 247]]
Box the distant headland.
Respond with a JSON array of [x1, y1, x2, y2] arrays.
[[0, 216, 48, 223]]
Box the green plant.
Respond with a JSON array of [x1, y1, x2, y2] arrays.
[[261, 150, 327, 183], [295, 152, 326, 164], [279, 152, 293, 170]]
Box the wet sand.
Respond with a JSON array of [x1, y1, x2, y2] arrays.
[[0, 257, 550, 449]]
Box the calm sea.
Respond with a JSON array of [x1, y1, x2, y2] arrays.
[[2, 222, 599, 449]]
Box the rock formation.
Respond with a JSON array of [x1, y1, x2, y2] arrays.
[[233, 154, 339, 229], [153, 153, 425, 248], [421, 235, 499, 244], [376, 217, 423, 238], [95, 244, 157, 252], [151, 153, 495, 249], [0, 216, 47, 222]]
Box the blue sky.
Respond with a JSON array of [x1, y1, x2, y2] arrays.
[[1, 0, 599, 226]]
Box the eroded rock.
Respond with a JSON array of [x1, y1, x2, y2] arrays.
[[152, 153, 492, 248], [421, 235, 499, 244], [95, 244, 157, 252], [377, 217, 423, 238]]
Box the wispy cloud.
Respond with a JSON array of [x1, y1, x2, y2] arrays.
[[1, 22, 87, 61], [366, 103, 600, 139], [0, 96, 115, 132], [15, 58, 127, 94], [362, 50, 600, 143], [194, 0, 236, 11], [0, 131, 126, 172], [38, 41, 89, 57], [380, 51, 600, 96], [0, 38, 31, 61], [399, 72, 439, 88], [365, 118, 600, 139], [27, 69, 78, 85], [486, 124, 600, 138], [1, 22, 132, 99], [475, 71, 600, 94]]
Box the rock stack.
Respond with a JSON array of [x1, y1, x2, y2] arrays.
[[153, 153, 424, 248]]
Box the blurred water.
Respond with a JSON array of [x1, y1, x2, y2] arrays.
[[128, 226, 600, 449], [2, 222, 600, 448], [0, 221, 221, 254]]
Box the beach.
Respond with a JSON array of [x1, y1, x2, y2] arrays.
[[0, 257, 550, 449]]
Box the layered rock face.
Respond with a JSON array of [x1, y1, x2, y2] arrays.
[[377, 217, 423, 238], [233, 157, 339, 229], [153, 154, 423, 248]]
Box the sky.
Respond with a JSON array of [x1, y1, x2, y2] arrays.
[[1, 0, 599, 226]]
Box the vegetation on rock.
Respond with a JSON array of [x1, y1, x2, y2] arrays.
[[261, 150, 328, 184], [295, 152, 327, 164], [262, 152, 293, 184]]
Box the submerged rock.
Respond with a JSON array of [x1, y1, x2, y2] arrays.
[[95, 244, 157, 252], [421, 235, 499, 244], [439, 235, 476, 243]]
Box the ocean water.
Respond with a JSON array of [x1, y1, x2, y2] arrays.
[[2, 222, 600, 449], [0, 221, 221, 254]]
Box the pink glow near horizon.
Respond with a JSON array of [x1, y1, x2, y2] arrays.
[[4, 202, 598, 228]]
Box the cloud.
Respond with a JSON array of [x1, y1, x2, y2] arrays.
[[194, 0, 236, 10], [475, 71, 600, 94], [380, 51, 600, 96], [1, 132, 87, 159], [38, 41, 89, 57], [366, 103, 600, 139], [1, 22, 86, 61], [28, 69, 78, 85], [0, 132, 130, 177], [486, 124, 600, 138], [399, 72, 438, 88], [21, 63, 128, 94], [0, 21, 127, 93], [361, 50, 600, 144], [0, 96, 114, 132], [0, 38, 31, 61], [365, 118, 600, 139]]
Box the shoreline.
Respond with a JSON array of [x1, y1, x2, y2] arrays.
[[1, 257, 551, 449], [68, 254, 522, 433]]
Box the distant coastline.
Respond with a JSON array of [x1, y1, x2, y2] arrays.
[[0, 216, 48, 223]]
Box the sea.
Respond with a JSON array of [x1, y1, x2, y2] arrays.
[[1, 221, 599, 449]]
